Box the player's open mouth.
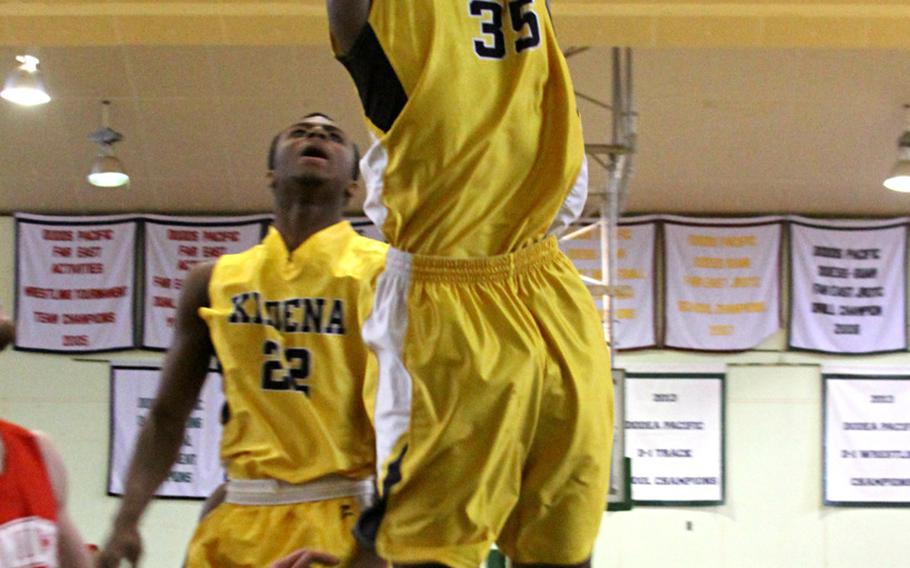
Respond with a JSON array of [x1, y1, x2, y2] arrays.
[[300, 146, 330, 163]]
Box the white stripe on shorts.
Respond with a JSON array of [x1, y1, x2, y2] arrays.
[[362, 247, 414, 483]]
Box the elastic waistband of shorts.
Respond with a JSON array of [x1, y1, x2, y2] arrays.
[[225, 475, 374, 506], [385, 237, 562, 282]]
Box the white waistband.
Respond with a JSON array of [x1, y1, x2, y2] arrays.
[[225, 475, 375, 506], [384, 246, 413, 274]]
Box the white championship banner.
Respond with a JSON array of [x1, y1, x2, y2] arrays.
[[558, 216, 657, 350], [15, 213, 138, 352], [663, 216, 782, 351], [789, 217, 908, 354], [624, 366, 724, 504], [616, 218, 658, 349], [824, 367, 910, 506], [108, 363, 225, 499], [142, 214, 271, 349]]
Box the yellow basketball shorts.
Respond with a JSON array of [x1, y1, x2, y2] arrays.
[[357, 236, 614, 568], [185, 497, 364, 568]]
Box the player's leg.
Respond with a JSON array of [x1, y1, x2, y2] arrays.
[[497, 242, 614, 565], [186, 497, 363, 567], [358, 248, 543, 568]]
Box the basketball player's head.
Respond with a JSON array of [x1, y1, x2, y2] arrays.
[[267, 113, 360, 205], [0, 315, 14, 351]]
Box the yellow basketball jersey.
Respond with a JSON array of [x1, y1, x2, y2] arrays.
[[337, 0, 587, 257], [199, 222, 387, 483]]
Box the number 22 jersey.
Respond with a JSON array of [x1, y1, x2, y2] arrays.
[[199, 222, 388, 484]]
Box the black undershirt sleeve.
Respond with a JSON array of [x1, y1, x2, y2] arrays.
[[336, 24, 408, 134]]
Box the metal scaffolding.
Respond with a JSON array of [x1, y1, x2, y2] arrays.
[[560, 47, 637, 366]]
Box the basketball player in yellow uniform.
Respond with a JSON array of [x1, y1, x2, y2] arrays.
[[320, 2, 615, 567], [97, 114, 388, 568]]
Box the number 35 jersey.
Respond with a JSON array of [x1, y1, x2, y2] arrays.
[[199, 222, 388, 484], [337, 0, 587, 257]]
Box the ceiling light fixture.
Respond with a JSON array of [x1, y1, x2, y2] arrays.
[[88, 100, 130, 188], [884, 104, 910, 193], [1, 54, 51, 106]]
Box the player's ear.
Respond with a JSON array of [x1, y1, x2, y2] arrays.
[[350, 142, 361, 183], [344, 181, 356, 204], [267, 170, 276, 189]]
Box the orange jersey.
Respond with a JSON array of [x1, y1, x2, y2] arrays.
[[0, 420, 58, 567]]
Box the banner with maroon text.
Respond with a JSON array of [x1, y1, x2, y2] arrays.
[[15, 213, 138, 352], [141, 215, 271, 349]]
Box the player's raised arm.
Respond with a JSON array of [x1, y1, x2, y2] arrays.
[[326, 0, 371, 54], [97, 262, 215, 567]]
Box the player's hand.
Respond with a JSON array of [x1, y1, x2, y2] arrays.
[[272, 550, 340, 568], [95, 524, 143, 568]]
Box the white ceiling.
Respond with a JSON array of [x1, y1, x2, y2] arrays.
[[580, 48, 910, 216], [0, 44, 909, 217]]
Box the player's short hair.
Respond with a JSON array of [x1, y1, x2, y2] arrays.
[[268, 113, 360, 181]]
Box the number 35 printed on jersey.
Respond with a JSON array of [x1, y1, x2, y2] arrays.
[[470, 0, 541, 59]]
